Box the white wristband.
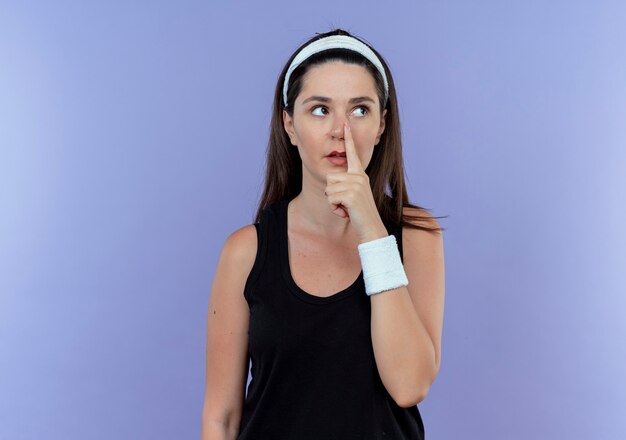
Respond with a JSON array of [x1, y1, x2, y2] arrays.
[[357, 234, 409, 296]]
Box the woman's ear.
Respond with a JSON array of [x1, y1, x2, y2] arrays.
[[283, 110, 297, 146], [375, 108, 387, 145]]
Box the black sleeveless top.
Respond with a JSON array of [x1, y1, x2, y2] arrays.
[[237, 197, 425, 440]]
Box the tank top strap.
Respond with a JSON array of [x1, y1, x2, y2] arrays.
[[243, 200, 285, 303], [244, 205, 271, 303]]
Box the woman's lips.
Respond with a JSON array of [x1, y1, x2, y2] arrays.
[[327, 156, 348, 165]]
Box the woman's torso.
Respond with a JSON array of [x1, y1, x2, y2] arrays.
[[237, 196, 425, 440]]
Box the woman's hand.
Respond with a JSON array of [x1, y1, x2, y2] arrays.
[[324, 122, 388, 244]]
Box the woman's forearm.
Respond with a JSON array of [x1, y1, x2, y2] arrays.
[[201, 419, 239, 440]]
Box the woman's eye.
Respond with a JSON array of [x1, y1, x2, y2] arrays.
[[311, 106, 327, 116], [353, 106, 369, 117]]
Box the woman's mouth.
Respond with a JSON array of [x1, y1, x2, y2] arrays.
[[326, 150, 347, 165], [326, 156, 347, 165]]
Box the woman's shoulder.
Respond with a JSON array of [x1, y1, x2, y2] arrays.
[[221, 224, 258, 271]]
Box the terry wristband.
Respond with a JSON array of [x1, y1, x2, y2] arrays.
[[357, 234, 409, 296]]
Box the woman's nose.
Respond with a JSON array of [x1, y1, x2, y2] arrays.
[[330, 120, 346, 140]]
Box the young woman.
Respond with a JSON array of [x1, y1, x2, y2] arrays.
[[201, 28, 446, 440]]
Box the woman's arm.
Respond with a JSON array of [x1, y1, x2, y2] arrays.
[[200, 420, 239, 440], [201, 224, 257, 439], [369, 210, 445, 407]]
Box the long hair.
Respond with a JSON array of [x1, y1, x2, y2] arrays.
[[253, 28, 446, 234]]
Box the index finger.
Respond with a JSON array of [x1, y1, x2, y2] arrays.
[[344, 122, 363, 174]]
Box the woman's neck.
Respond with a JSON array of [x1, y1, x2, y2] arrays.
[[288, 191, 355, 240]]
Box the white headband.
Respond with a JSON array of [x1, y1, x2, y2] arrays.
[[283, 35, 389, 108]]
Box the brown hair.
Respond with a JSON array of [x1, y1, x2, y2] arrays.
[[253, 28, 447, 234]]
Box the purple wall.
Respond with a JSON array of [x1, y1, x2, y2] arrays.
[[1, 1, 625, 439]]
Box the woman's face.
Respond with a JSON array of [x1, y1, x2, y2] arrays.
[[283, 61, 387, 178]]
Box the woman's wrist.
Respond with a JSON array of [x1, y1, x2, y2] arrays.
[[357, 234, 409, 296], [357, 223, 389, 244]]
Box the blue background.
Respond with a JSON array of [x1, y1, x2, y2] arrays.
[[1, 1, 625, 439]]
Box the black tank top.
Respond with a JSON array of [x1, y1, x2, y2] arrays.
[[237, 197, 425, 440]]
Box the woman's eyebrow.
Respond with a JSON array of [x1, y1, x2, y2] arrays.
[[301, 96, 376, 105]]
